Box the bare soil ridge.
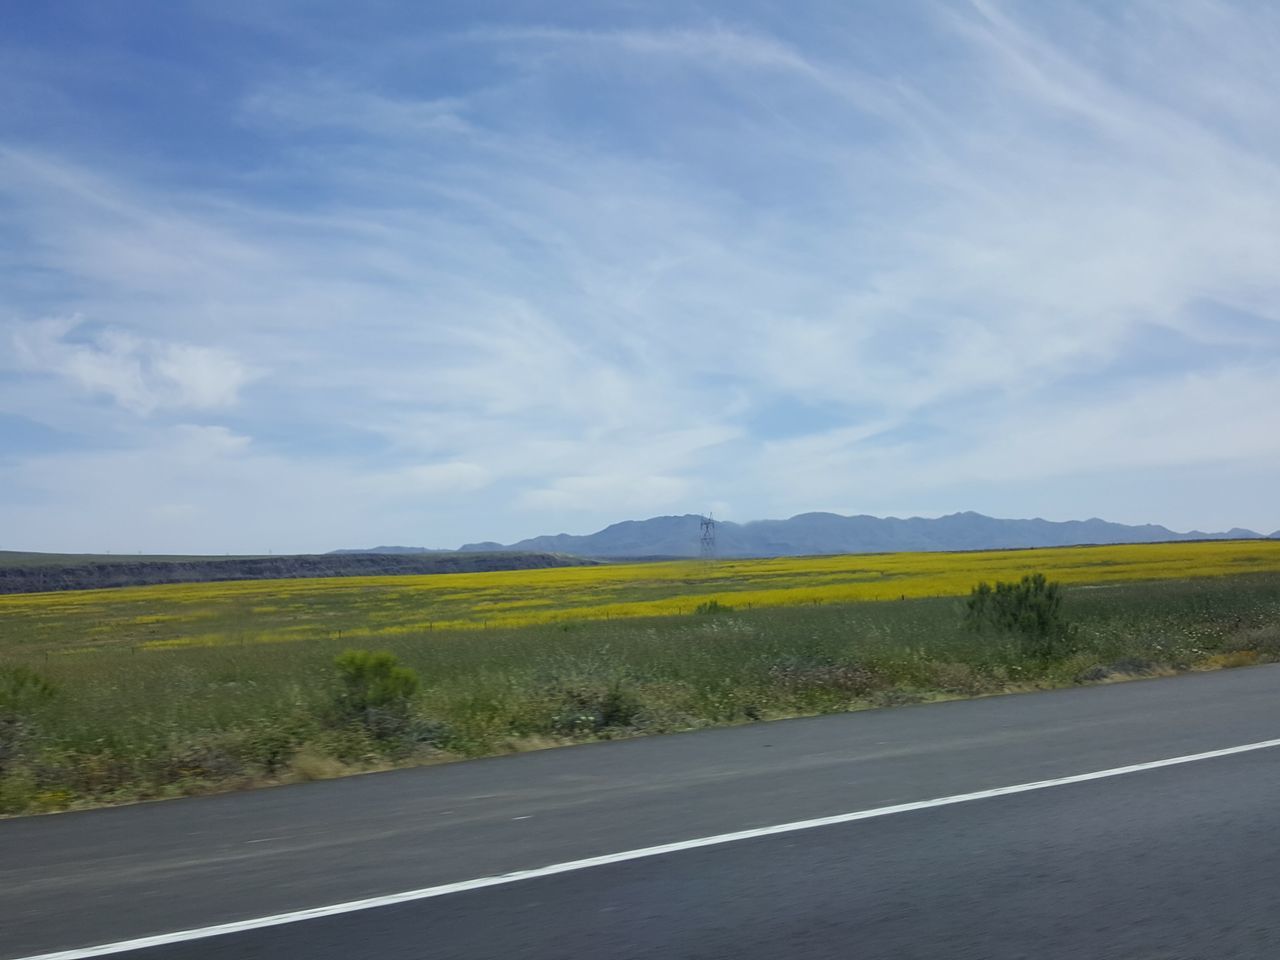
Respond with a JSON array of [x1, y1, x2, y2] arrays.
[[0, 551, 592, 595]]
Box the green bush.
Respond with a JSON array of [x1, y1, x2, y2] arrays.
[[0, 666, 57, 775], [332, 650, 421, 741], [964, 573, 1078, 662], [0, 664, 57, 714]]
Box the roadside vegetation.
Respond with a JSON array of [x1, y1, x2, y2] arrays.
[[1, 547, 1278, 815]]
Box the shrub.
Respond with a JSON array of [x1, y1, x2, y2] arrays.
[[332, 650, 421, 741], [964, 573, 1078, 662], [0, 665, 56, 715], [547, 680, 643, 736], [0, 666, 57, 775], [1226, 623, 1280, 659]]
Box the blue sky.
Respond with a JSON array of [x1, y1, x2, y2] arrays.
[[3, 0, 1279, 553]]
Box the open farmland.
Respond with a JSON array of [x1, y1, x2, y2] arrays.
[[3, 540, 1280, 654], [2, 540, 1280, 815]]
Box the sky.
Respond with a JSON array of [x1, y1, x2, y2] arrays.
[[2, 0, 1279, 554]]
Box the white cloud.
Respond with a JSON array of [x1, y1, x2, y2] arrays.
[[751, 362, 1280, 516], [11, 317, 258, 414], [519, 473, 689, 514], [153, 343, 258, 410], [366, 461, 492, 497]]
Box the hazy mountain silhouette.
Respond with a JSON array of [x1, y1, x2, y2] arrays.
[[443, 511, 1269, 558]]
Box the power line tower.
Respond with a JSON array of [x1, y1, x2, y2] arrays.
[[699, 513, 717, 561]]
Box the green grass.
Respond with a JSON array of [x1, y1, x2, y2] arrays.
[[2, 572, 1279, 815], [6, 539, 1279, 649]]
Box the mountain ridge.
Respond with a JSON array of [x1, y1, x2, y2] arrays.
[[396, 511, 1280, 559]]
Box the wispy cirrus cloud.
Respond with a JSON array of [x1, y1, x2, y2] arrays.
[[1, 1, 1278, 551]]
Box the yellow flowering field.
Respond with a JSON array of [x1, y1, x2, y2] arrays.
[[2, 539, 1278, 654]]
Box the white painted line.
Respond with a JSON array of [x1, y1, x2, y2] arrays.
[[15, 736, 1280, 960]]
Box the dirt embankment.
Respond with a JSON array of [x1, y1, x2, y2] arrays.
[[0, 552, 593, 595]]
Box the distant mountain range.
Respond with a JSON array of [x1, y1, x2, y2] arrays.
[[337, 512, 1278, 560]]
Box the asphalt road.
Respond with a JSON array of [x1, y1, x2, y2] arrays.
[[5, 665, 1280, 959]]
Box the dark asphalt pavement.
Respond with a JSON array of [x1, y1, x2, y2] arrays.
[[136, 748, 1280, 960], [4, 665, 1280, 959]]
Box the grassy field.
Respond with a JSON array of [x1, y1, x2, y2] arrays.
[[3, 539, 1279, 654], [2, 540, 1279, 815]]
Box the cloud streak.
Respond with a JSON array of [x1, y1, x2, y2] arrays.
[[1, 1, 1278, 550]]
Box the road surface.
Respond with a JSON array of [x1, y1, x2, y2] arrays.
[[4, 665, 1280, 958]]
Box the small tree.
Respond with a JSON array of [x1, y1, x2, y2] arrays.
[[964, 573, 1077, 662], [332, 650, 420, 740]]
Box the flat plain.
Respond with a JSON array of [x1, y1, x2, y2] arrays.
[[2, 539, 1279, 815], [3, 539, 1279, 652]]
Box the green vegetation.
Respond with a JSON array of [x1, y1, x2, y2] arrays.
[[0, 571, 1278, 815], [331, 650, 422, 743], [4, 540, 1277, 647], [0, 665, 58, 774], [964, 573, 1078, 663]]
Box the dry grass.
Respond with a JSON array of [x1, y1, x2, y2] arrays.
[[1, 550, 1278, 816]]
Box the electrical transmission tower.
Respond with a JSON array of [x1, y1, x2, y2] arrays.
[[700, 513, 717, 561]]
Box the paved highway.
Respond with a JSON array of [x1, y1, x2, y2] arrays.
[[5, 665, 1280, 959]]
